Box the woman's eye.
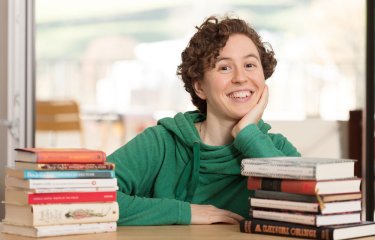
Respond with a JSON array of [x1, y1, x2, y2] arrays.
[[219, 66, 231, 71], [245, 63, 255, 69]]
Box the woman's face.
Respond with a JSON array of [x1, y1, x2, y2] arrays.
[[194, 33, 266, 121]]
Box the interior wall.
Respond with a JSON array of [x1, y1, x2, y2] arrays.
[[269, 119, 348, 159]]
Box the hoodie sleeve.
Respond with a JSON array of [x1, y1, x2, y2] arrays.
[[233, 122, 301, 158], [107, 127, 191, 225]]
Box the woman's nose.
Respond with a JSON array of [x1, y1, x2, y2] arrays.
[[232, 67, 247, 83]]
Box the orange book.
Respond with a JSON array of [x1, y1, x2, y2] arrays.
[[15, 148, 106, 163]]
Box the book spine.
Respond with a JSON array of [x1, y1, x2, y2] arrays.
[[240, 219, 331, 240], [19, 163, 115, 170], [248, 177, 317, 195], [254, 190, 318, 202], [5, 176, 115, 188], [251, 209, 316, 226], [22, 170, 115, 179], [35, 151, 106, 163], [241, 161, 315, 179], [250, 198, 319, 213], [32, 202, 119, 226], [28, 178, 117, 188], [32, 187, 118, 193], [27, 191, 116, 204], [2, 222, 117, 237], [36, 222, 117, 237]]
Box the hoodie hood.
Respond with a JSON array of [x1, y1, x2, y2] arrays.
[[157, 111, 270, 202]]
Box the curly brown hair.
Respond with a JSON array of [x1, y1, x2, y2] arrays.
[[177, 15, 277, 114]]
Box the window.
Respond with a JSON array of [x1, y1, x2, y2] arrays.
[[35, 0, 365, 152]]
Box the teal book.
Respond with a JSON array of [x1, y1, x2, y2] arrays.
[[6, 167, 115, 179]]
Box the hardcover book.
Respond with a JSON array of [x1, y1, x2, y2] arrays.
[[250, 208, 361, 226], [241, 157, 355, 180], [250, 198, 361, 214], [1, 222, 117, 237], [15, 148, 106, 163], [240, 219, 375, 240], [5, 176, 117, 189], [5, 188, 117, 204], [248, 177, 361, 195], [15, 161, 115, 170], [6, 167, 115, 179], [253, 190, 362, 203], [4, 202, 119, 226]]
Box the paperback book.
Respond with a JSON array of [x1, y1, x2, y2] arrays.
[[15, 161, 115, 171], [1, 222, 117, 237], [241, 157, 355, 180], [250, 208, 361, 226], [250, 198, 361, 214], [6, 167, 115, 179], [5, 188, 116, 204], [253, 190, 362, 203], [4, 202, 119, 226], [5, 176, 117, 189], [15, 148, 106, 163]]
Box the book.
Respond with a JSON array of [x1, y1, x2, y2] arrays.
[[5, 176, 117, 189], [240, 219, 375, 240], [1, 222, 117, 237], [4, 202, 119, 226], [6, 167, 115, 179], [253, 190, 362, 203], [250, 208, 361, 226], [241, 157, 355, 180], [21, 186, 118, 193], [248, 177, 361, 195], [250, 198, 361, 214], [15, 161, 115, 170], [5, 188, 117, 204], [15, 148, 106, 163]]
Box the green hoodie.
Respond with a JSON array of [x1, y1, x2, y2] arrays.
[[107, 111, 300, 226]]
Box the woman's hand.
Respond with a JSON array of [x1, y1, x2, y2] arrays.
[[231, 85, 269, 138], [190, 204, 244, 225]]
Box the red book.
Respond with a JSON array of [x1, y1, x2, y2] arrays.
[[15, 148, 106, 163], [247, 177, 361, 195], [5, 188, 116, 204]]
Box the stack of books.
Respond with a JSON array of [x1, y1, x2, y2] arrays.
[[240, 157, 375, 240], [1, 148, 119, 238]]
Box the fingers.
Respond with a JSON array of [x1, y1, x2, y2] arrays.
[[231, 85, 269, 138], [191, 204, 244, 225], [257, 85, 269, 108]]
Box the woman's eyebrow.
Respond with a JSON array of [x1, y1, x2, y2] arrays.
[[216, 53, 260, 62]]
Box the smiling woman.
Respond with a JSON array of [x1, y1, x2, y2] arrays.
[[107, 14, 301, 226]]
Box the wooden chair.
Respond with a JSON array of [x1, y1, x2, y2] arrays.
[[36, 100, 84, 147]]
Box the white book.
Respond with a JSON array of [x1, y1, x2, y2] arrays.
[[241, 157, 355, 180], [6, 186, 119, 193], [4, 202, 119, 226], [250, 198, 362, 214], [1, 222, 117, 237], [251, 209, 361, 226], [5, 176, 117, 189]]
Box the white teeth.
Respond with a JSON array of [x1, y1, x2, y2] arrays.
[[228, 91, 251, 98]]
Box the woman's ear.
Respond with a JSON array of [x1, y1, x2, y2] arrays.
[[193, 80, 207, 100]]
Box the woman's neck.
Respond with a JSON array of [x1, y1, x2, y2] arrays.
[[198, 114, 236, 146]]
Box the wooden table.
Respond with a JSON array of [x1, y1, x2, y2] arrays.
[[1, 224, 375, 240]]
